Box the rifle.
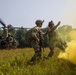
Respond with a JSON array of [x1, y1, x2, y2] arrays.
[[38, 20, 45, 52], [38, 31, 44, 59], [38, 31, 43, 51]]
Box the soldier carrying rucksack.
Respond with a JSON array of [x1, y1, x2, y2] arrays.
[[26, 19, 48, 62]]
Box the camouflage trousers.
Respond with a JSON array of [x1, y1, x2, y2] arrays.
[[48, 39, 67, 57], [30, 40, 41, 62]]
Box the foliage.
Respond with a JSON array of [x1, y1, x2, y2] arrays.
[[15, 27, 27, 48], [0, 48, 76, 75], [7, 24, 16, 36], [0, 24, 76, 48], [0, 28, 3, 35]]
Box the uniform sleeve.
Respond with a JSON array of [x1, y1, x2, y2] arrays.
[[31, 28, 38, 37], [40, 30, 45, 35]]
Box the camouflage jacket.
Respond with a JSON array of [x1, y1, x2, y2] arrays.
[[26, 26, 44, 42]]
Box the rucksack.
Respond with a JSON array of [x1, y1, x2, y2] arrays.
[[25, 29, 33, 43], [25, 26, 42, 43]]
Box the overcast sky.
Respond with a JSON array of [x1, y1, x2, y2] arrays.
[[0, 0, 76, 28]]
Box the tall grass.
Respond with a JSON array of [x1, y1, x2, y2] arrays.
[[0, 48, 76, 75]]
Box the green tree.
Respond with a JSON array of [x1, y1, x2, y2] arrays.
[[0, 28, 3, 35], [15, 27, 27, 48], [7, 24, 16, 37]]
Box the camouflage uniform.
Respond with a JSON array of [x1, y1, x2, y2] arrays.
[[26, 20, 45, 62], [6, 33, 13, 49], [12, 38, 18, 49], [47, 21, 67, 57]]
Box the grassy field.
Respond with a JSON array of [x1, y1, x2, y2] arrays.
[[0, 48, 76, 75]]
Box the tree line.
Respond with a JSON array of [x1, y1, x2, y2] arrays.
[[0, 24, 75, 48]]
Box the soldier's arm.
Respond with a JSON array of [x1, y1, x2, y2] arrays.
[[50, 21, 61, 32], [32, 28, 40, 42], [55, 21, 61, 29], [39, 30, 48, 37]]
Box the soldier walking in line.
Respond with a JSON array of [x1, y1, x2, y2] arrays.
[[46, 20, 67, 58], [26, 19, 47, 62]]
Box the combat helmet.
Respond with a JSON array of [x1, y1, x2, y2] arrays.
[[48, 20, 54, 27], [35, 20, 44, 25]]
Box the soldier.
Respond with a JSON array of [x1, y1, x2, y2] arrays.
[[47, 20, 67, 58], [6, 33, 13, 49], [26, 19, 47, 62], [12, 38, 19, 49]]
